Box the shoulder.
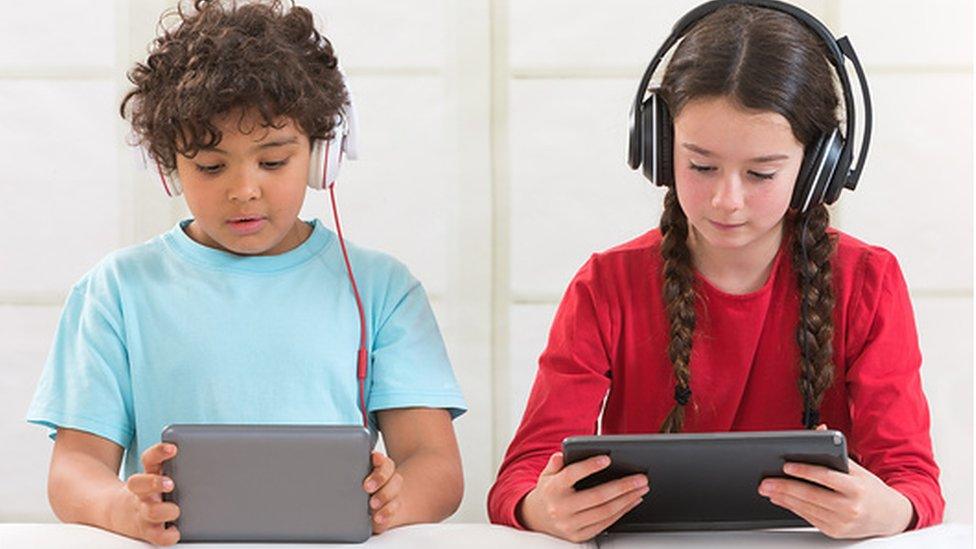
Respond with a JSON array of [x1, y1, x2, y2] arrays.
[[830, 229, 904, 297], [71, 234, 169, 297], [562, 229, 662, 301], [586, 229, 662, 275]]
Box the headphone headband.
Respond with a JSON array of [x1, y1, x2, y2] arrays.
[[630, 0, 872, 193]]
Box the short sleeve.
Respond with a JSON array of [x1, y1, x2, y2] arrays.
[[26, 275, 134, 449], [365, 267, 466, 420]]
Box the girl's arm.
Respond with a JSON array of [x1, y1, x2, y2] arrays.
[[49, 428, 180, 546], [365, 407, 463, 532]]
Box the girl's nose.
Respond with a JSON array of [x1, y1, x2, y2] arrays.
[[711, 173, 744, 212]]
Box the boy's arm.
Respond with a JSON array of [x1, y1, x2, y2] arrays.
[[374, 407, 463, 527], [49, 428, 180, 545]]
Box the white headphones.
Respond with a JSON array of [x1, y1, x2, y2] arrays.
[[155, 78, 359, 197]]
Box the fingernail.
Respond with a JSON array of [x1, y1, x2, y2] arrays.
[[638, 486, 650, 497], [364, 481, 376, 492], [758, 483, 770, 496], [165, 445, 175, 454], [370, 497, 380, 509], [598, 456, 611, 466], [633, 477, 647, 488], [162, 478, 174, 490], [783, 463, 796, 474], [374, 513, 385, 524]]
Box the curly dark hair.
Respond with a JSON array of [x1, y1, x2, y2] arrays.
[[120, 0, 347, 172], [656, 5, 839, 433]]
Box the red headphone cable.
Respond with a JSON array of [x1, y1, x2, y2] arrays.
[[327, 184, 369, 429]]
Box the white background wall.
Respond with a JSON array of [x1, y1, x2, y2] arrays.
[[0, 0, 971, 526]]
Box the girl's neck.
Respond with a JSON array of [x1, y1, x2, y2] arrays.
[[687, 219, 786, 295]]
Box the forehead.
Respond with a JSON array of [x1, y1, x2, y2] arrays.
[[673, 96, 802, 158]]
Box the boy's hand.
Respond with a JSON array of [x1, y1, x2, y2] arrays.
[[363, 451, 403, 534], [116, 442, 181, 546], [518, 451, 649, 542]]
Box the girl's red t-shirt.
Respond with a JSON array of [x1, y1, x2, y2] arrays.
[[488, 229, 943, 530]]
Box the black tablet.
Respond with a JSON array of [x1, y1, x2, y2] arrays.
[[161, 424, 372, 543], [562, 430, 848, 532]]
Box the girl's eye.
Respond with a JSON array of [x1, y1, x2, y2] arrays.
[[261, 159, 289, 170], [689, 162, 715, 173], [748, 171, 776, 181], [195, 163, 223, 174]]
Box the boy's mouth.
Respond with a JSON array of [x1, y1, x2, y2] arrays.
[[227, 215, 268, 235]]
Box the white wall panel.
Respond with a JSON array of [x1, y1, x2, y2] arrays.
[[0, 80, 120, 295], [0, 305, 62, 521], [914, 296, 973, 524], [0, 1, 116, 69], [838, 0, 973, 67], [508, 79, 664, 298], [509, 0, 829, 70], [833, 72, 973, 292], [300, 0, 446, 70], [298, 75, 451, 298]]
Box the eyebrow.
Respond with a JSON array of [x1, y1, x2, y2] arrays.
[[205, 136, 300, 154], [681, 142, 789, 163]]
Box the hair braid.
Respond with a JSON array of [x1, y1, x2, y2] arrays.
[[659, 189, 698, 433], [790, 205, 837, 427]]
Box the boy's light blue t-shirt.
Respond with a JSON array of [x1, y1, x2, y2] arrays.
[[27, 219, 466, 478]]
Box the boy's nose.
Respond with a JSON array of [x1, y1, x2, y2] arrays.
[[228, 174, 261, 201]]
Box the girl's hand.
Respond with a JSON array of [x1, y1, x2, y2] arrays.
[[518, 451, 649, 542], [363, 451, 403, 534], [117, 442, 181, 546], [758, 426, 914, 539]]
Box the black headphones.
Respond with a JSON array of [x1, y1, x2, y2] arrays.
[[627, 0, 873, 213]]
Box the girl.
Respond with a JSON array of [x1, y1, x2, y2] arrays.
[[488, 1, 942, 542]]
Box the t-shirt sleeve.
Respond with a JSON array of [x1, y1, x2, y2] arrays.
[[365, 264, 466, 420], [25, 273, 134, 449], [845, 251, 944, 529], [487, 255, 612, 529]]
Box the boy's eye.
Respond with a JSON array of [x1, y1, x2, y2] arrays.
[[260, 159, 289, 170], [195, 163, 224, 174]]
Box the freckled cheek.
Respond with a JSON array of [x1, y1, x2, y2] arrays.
[[674, 172, 713, 216]]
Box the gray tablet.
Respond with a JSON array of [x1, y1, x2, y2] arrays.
[[562, 430, 848, 532], [161, 424, 372, 543]]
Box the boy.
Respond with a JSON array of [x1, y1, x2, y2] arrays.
[[26, 1, 466, 545]]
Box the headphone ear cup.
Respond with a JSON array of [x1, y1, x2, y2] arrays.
[[307, 139, 327, 190], [822, 137, 850, 205], [657, 96, 674, 187], [792, 129, 843, 212], [640, 95, 657, 184], [793, 133, 827, 211], [306, 136, 343, 191], [628, 100, 643, 170]]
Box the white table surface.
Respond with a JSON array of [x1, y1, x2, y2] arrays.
[[0, 522, 970, 548]]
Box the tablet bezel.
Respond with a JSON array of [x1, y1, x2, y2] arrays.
[[562, 430, 848, 532], [161, 423, 372, 542]]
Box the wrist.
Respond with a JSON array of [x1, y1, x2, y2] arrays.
[[516, 488, 540, 532], [104, 484, 140, 538], [887, 491, 916, 535]]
